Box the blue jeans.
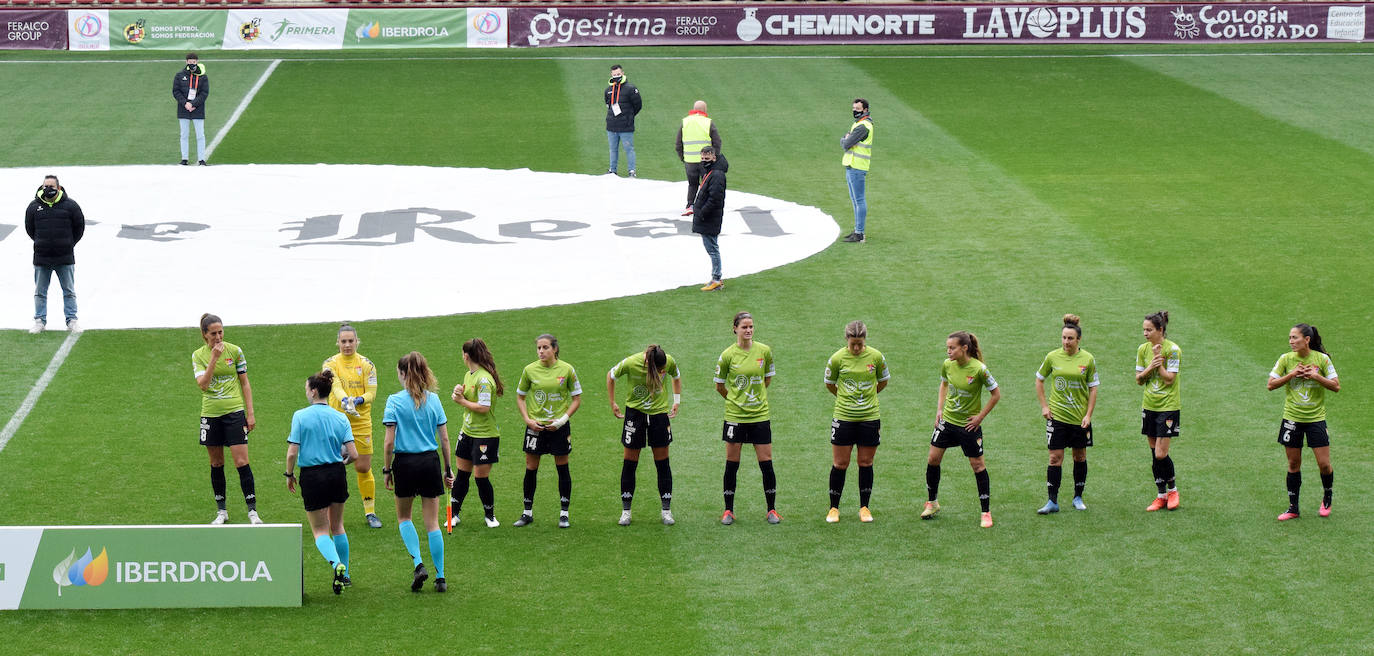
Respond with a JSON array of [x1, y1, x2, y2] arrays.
[[608, 131, 636, 173], [845, 166, 867, 234], [35, 264, 77, 323], [700, 234, 721, 282], [180, 118, 206, 161]]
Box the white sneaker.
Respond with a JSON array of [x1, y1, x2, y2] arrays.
[[65, 319, 82, 334], [618, 510, 632, 526], [210, 510, 229, 525], [28, 320, 44, 334], [661, 509, 675, 526], [483, 516, 500, 528], [247, 510, 263, 524]]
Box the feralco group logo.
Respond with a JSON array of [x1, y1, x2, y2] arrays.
[[123, 19, 146, 44], [52, 547, 110, 597], [239, 18, 262, 42]]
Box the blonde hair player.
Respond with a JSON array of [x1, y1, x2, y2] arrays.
[[823, 320, 889, 523], [323, 323, 383, 528]]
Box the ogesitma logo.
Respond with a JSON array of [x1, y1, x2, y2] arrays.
[[52, 547, 109, 596]]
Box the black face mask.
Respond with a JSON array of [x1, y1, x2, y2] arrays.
[[41, 186, 58, 199], [610, 75, 623, 83], [701, 159, 715, 171], [186, 63, 197, 73], [853, 110, 865, 120]]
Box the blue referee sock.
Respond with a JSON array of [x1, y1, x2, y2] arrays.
[[314, 534, 340, 566], [399, 520, 422, 567], [332, 533, 350, 576], [427, 530, 445, 579]]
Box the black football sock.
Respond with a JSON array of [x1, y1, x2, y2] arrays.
[[1047, 465, 1062, 503], [1072, 460, 1088, 498], [975, 469, 991, 512], [858, 465, 873, 508], [556, 463, 572, 512], [926, 464, 941, 502], [522, 468, 537, 513], [236, 464, 257, 512], [1286, 471, 1301, 510], [759, 460, 777, 512], [723, 459, 739, 512], [655, 458, 673, 510], [828, 466, 846, 509], [210, 465, 227, 511], [475, 476, 495, 519], [1162, 455, 1176, 491], [1321, 471, 1333, 506], [620, 459, 638, 511], [452, 470, 471, 514], [1151, 455, 1166, 494]]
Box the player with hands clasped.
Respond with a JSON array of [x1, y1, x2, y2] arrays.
[[607, 344, 682, 526], [716, 311, 780, 525], [193, 313, 260, 525], [1268, 323, 1339, 521], [382, 352, 453, 593], [1136, 311, 1183, 512], [285, 370, 358, 595], [823, 321, 889, 523], [1035, 314, 1099, 515], [514, 334, 582, 528], [449, 338, 504, 529], [926, 331, 1000, 528], [322, 323, 383, 528]]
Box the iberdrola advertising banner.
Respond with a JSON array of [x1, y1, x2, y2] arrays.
[[109, 9, 223, 50], [344, 8, 466, 49], [0, 525, 301, 609]]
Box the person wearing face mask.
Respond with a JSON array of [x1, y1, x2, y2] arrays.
[[604, 64, 641, 177], [173, 52, 210, 166], [840, 98, 873, 243], [690, 146, 729, 292], [24, 174, 85, 334]]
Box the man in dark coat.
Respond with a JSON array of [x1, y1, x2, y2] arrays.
[[691, 146, 728, 291], [604, 64, 641, 177], [24, 175, 85, 334], [174, 52, 210, 165]]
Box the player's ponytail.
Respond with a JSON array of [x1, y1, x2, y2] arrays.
[[397, 351, 437, 409], [1062, 313, 1082, 338], [463, 338, 504, 396], [1295, 323, 1327, 356], [949, 331, 983, 363], [644, 344, 667, 396], [307, 370, 334, 398], [199, 313, 222, 335], [1146, 311, 1169, 334]]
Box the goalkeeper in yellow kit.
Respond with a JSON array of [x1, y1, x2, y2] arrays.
[[324, 323, 383, 528]]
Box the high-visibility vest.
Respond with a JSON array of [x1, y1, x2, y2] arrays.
[[842, 117, 873, 171], [681, 113, 713, 163]]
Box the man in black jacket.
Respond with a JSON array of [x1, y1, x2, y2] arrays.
[[604, 65, 641, 177], [24, 175, 85, 334], [691, 147, 728, 292], [174, 52, 210, 165]]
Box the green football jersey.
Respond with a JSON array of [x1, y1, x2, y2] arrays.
[[460, 368, 500, 438], [1136, 339, 1181, 411], [192, 342, 247, 418], [1270, 351, 1337, 422], [1036, 348, 1099, 424], [610, 352, 681, 415], [941, 358, 998, 427], [517, 360, 582, 423], [715, 342, 775, 423], [824, 346, 889, 421]]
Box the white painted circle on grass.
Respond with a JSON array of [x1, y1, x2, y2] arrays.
[[1, 165, 838, 329]]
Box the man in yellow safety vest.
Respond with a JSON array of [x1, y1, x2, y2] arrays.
[[675, 100, 722, 216], [840, 98, 873, 243]]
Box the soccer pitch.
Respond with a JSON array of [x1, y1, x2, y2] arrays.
[[2, 44, 1372, 654]]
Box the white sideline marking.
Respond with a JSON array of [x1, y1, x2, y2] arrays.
[[0, 52, 1370, 65], [204, 58, 280, 161], [0, 332, 80, 454]]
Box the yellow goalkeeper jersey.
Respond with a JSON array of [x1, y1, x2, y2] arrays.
[[323, 352, 378, 435]]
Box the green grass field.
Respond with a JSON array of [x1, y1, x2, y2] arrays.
[[2, 44, 1372, 654]]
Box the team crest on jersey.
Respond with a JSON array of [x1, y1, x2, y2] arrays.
[[967, 376, 976, 384], [355, 367, 363, 375], [557, 377, 565, 385], [867, 364, 876, 373], [756, 358, 765, 369], [1079, 366, 1088, 374]]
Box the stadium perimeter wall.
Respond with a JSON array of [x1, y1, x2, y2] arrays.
[[1, 3, 1369, 50]]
